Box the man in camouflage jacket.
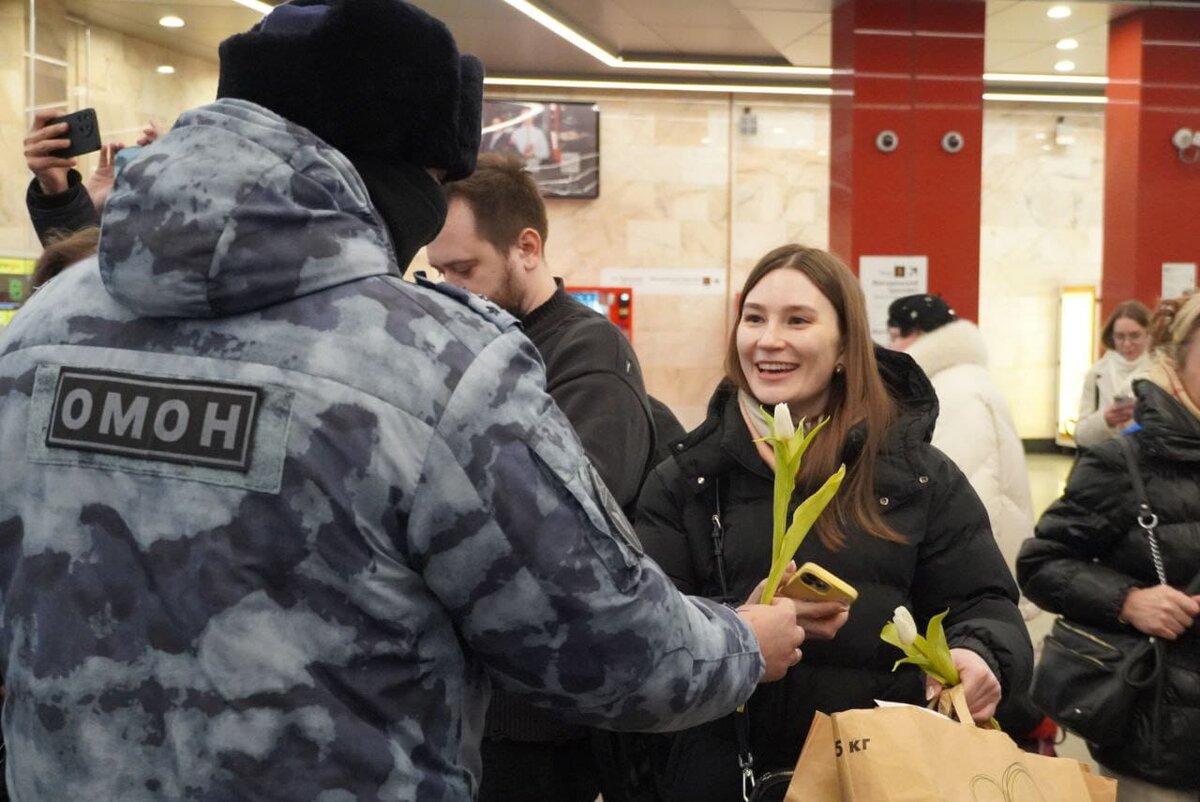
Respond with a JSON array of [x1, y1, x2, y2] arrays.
[[0, 1, 803, 800]]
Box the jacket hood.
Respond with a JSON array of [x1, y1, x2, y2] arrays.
[[1135, 380, 1200, 462], [98, 98, 398, 318], [903, 319, 987, 379]]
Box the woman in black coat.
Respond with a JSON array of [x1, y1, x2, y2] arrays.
[[637, 245, 1031, 802], [1019, 294, 1200, 801]]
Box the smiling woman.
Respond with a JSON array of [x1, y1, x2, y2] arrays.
[[635, 243, 1032, 802]]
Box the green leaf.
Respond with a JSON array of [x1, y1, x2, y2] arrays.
[[788, 415, 830, 462], [891, 655, 926, 672], [761, 464, 845, 603]]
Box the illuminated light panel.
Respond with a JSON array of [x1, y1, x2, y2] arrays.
[[1055, 60, 1077, 72], [1047, 5, 1072, 19], [983, 92, 1106, 104], [156, 65, 176, 74], [484, 76, 834, 96], [984, 72, 1106, 85], [1056, 38, 1079, 50], [1056, 286, 1097, 446], [158, 15, 185, 28], [230, 0, 273, 15]]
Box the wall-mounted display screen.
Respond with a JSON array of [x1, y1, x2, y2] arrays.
[[481, 100, 599, 199]]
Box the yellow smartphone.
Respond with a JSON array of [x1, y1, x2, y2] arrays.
[[779, 562, 858, 605]]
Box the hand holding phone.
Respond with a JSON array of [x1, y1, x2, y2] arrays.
[[48, 108, 101, 158], [779, 562, 858, 605]]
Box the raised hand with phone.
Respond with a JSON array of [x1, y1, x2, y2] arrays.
[[23, 107, 164, 245]]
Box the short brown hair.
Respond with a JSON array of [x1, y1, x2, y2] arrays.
[[443, 152, 548, 253], [1100, 300, 1151, 350], [726, 244, 902, 549], [33, 226, 101, 288]]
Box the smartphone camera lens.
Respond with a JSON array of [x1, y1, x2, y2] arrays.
[[802, 574, 829, 592]]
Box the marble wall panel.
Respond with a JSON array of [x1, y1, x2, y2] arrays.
[[0, 0, 31, 254], [980, 105, 1105, 439]]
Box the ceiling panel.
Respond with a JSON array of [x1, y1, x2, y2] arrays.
[[51, 0, 1200, 86]]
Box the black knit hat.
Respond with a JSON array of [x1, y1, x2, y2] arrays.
[[217, 0, 483, 181], [887, 294, 958, 335]]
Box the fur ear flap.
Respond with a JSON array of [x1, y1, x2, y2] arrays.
[[217, 0, 483, 179]]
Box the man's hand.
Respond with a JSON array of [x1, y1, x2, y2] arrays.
[[1120, 585, 1200, 640], [24, 109, 76, 195], [925, 648, 1002, 724], [83, 142, 125, 214], [737, 599, 806, 683]]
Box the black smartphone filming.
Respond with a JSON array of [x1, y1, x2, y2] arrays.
[[48, 108, 101, 158]]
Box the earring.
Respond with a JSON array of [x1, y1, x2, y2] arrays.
[[834, 363, 845, 375]]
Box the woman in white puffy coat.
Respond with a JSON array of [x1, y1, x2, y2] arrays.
[[888, 296, 1034, 572], [1075, 300, 1153, 449]]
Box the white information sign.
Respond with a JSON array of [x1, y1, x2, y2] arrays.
[[599, 267, 726, 296], [1162, 262, 1198, 298], [859, 255, 929, 344]]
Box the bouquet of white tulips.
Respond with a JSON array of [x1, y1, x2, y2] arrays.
[[757, 402, 846, 605]]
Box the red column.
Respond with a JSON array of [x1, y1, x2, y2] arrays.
[[1102, 10, 1200, 318], [830, 0, 985, 321]]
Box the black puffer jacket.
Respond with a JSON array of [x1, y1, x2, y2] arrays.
[[637, 348, 1031, 802], [1018, 379, 1200, 789]]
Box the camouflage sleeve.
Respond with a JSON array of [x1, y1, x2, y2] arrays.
[[406, 330, 764, 732]]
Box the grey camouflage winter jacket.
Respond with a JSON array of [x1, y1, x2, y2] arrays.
[[0, 99, 763, 801]]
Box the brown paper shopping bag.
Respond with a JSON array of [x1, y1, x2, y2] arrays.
[[786, 685, 1117, 802], [784, 712, 840, 802]]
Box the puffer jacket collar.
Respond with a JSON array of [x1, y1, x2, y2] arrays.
[[672, 346, 939, 496], [98, 98, 398, 319], [1135, 379, 1200, 463]]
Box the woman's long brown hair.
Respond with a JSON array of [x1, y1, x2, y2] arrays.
[[725, 244, 903, 549]]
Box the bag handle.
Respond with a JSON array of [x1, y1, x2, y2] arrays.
[[1117, 436, 1167, 586], [934, 683, 975, 726]]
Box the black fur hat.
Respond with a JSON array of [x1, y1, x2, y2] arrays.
[[887, 294, 958, 335], [217, 0, 483, 180]]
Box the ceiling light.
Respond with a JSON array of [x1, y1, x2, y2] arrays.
[[1055, 60, 1076, 72], [484, 76, 834, 97], [983, 72, 1106, 85], [1047, 5, 1072, 19], [983, 92, 1106, 105], [158, 15, 185, 28], [156, 65, 176, 74], [229, 0, 273, 15], [1056, 38, 1078, 50]]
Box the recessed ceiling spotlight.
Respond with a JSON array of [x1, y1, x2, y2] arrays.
[[158, 15, 185, 28], [1047, 5, 1071, 19], [1056, 38, 1079, 50], [1054, 60, 1076, 72], [157, 65, 176, 74]]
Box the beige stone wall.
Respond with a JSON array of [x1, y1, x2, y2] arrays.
[[0, 0, 31, 255], [0, 0, 217, 257], [412, 91, 833, 429]]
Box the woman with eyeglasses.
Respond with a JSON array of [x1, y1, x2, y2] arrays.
[[1075, 300, 1153, 448]]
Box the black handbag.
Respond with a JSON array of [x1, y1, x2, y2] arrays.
[[1030, 436, 1167, 747]]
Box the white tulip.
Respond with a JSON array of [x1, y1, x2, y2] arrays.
[[773, 402, 796, 439], [893, 606, 918, 646]]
